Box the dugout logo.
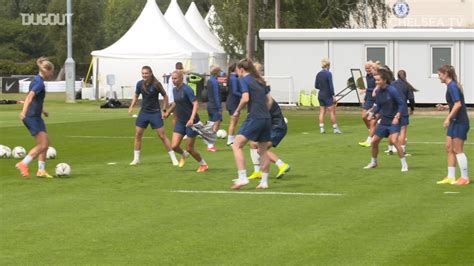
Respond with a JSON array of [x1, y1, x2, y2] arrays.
[[20, 13, 73, 26], [393, 0, 410, 18]]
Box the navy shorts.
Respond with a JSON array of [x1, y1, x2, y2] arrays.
[[375, 123, 401, 138], [363, 100, 375, 110], [447, 122, 469, 141], [400, 116, 409, 127], [208, 110, 223, 122], [271, 125, 287, 147], [238, 117, 271, 142], [23, 116, 46, 136], [174, 120, 199, 138], [318, 97, 334, 107], [135, 111, 163, 129]]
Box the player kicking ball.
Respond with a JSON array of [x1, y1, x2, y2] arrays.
[[248, 97, 290, 180]]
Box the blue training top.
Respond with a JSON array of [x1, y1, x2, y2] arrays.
[[173, 84, 200, 123], [391, 79, 410, 116], [240, 75, 270, 119], [135, 80, 166, 113], [27, 75, 46, 117], [365, 74, 376, 102], [446, 80, 469, 125], [206, 76, 222, 112], [373, 84, 406, 125], [315, 69, 335, 99], [226, 73, 242, 111]]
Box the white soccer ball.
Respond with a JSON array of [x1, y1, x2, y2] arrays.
[[216, 129, 227, 139], [55, 163, 71, 177], [46, 147, 57, 159], [284, 117, 288, 124], [0, 145, 12, 158], [12, 146, 26, 159]]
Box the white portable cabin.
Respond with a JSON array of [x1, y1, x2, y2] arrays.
[[259, 29, 474, 105]]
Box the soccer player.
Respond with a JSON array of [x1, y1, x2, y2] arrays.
[[315, 59, 342, 134], [128, 66, 178, 166], [225, 63, 242, 146], [231, 58, 272, 189], [16, 57, 55, 178], [248, 96, 291, 180], [166, 62, 186, 127], [163, 70, 208, 172], [392, 70, 417, 155], [436, 65, 470, 185], [359, 61, 377, 147], [205, 65, 222, 152], [363, 68, 408, 172]]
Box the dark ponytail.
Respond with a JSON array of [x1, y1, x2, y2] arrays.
[[397, 70, 418, 92]]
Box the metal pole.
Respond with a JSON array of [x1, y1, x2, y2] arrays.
[[65, 0, 76, 103], [275, 0, 280, 29], [246, 0, 255, 59]]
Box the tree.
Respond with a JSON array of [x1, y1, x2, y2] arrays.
[[211, 0, 390, 61]]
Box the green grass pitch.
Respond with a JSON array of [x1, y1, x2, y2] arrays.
[[0, 94, 472, 265]]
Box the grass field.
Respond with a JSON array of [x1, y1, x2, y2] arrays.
[[0, 93, 473, 265]]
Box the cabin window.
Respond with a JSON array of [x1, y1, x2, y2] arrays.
[[432, 47, 452, 74], [366, 47, 386, 65]]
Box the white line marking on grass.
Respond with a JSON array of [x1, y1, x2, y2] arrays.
[[444, 191, 460, 194], [67, 135, 153, 139], [107, 162, 117, 165], [170, 190, 343, 196], [410, 141, 473, 145], [302, 132, 310, 134]]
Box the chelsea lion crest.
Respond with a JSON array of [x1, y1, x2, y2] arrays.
[[393, 0, 410, 18]]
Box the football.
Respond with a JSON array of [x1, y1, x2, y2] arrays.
[[0, 145, 12, 158], [55, 163, 71, 177], [47, 147, 57, 159], [12, 146, 27, 159], [216, 129, 227, 139]]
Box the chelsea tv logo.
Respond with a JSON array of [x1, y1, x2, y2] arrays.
[[393, 0, 410, 18]]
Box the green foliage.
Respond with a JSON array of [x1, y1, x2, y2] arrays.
[[0, 59, 36, 75], [211, 0, 390, 61]]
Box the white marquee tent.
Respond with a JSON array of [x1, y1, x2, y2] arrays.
[[185, 2, 225, 53], [90, 0, 208, 99], [164, 0, 227, 69]]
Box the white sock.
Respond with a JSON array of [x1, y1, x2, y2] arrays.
[[260, 172, 269, 185], [199, 159, 207, 166], [168, 151, 178, 164], [401, 157, 407, 168], [275, 159, 284, 167], [367, 136, 372, 143], [22, 155, 33, 165], [401, 145, 406, 153], [447, 167, 456, 179], [38, 161, 46, 171], [456, 153, 469, 179], [371, 157, 377, 164], [134, 150, 140, 161], [227, 135, 235, 143], [183, 151, 189, 158], [250, 149, 261, 172], [332, 124, 338, 129], [389, 145, 396, 151], [319, 123, 324, 128], [238, 170, 248, 182], [207, 143, 214, 148]]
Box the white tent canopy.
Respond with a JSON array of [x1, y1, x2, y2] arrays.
[[185, 2, 225, 53], [164, 0, 226, 68], [90, 0, 208, 98]]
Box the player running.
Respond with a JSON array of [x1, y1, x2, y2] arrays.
[[436, 65, 470, 185], [363, 68, 408, 172], [163, 70, 208, 172], [128, 66, 178, 166], [16, 57, 55, 178], [231, 58, 272, 189], [359, 61, 377, 147]]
